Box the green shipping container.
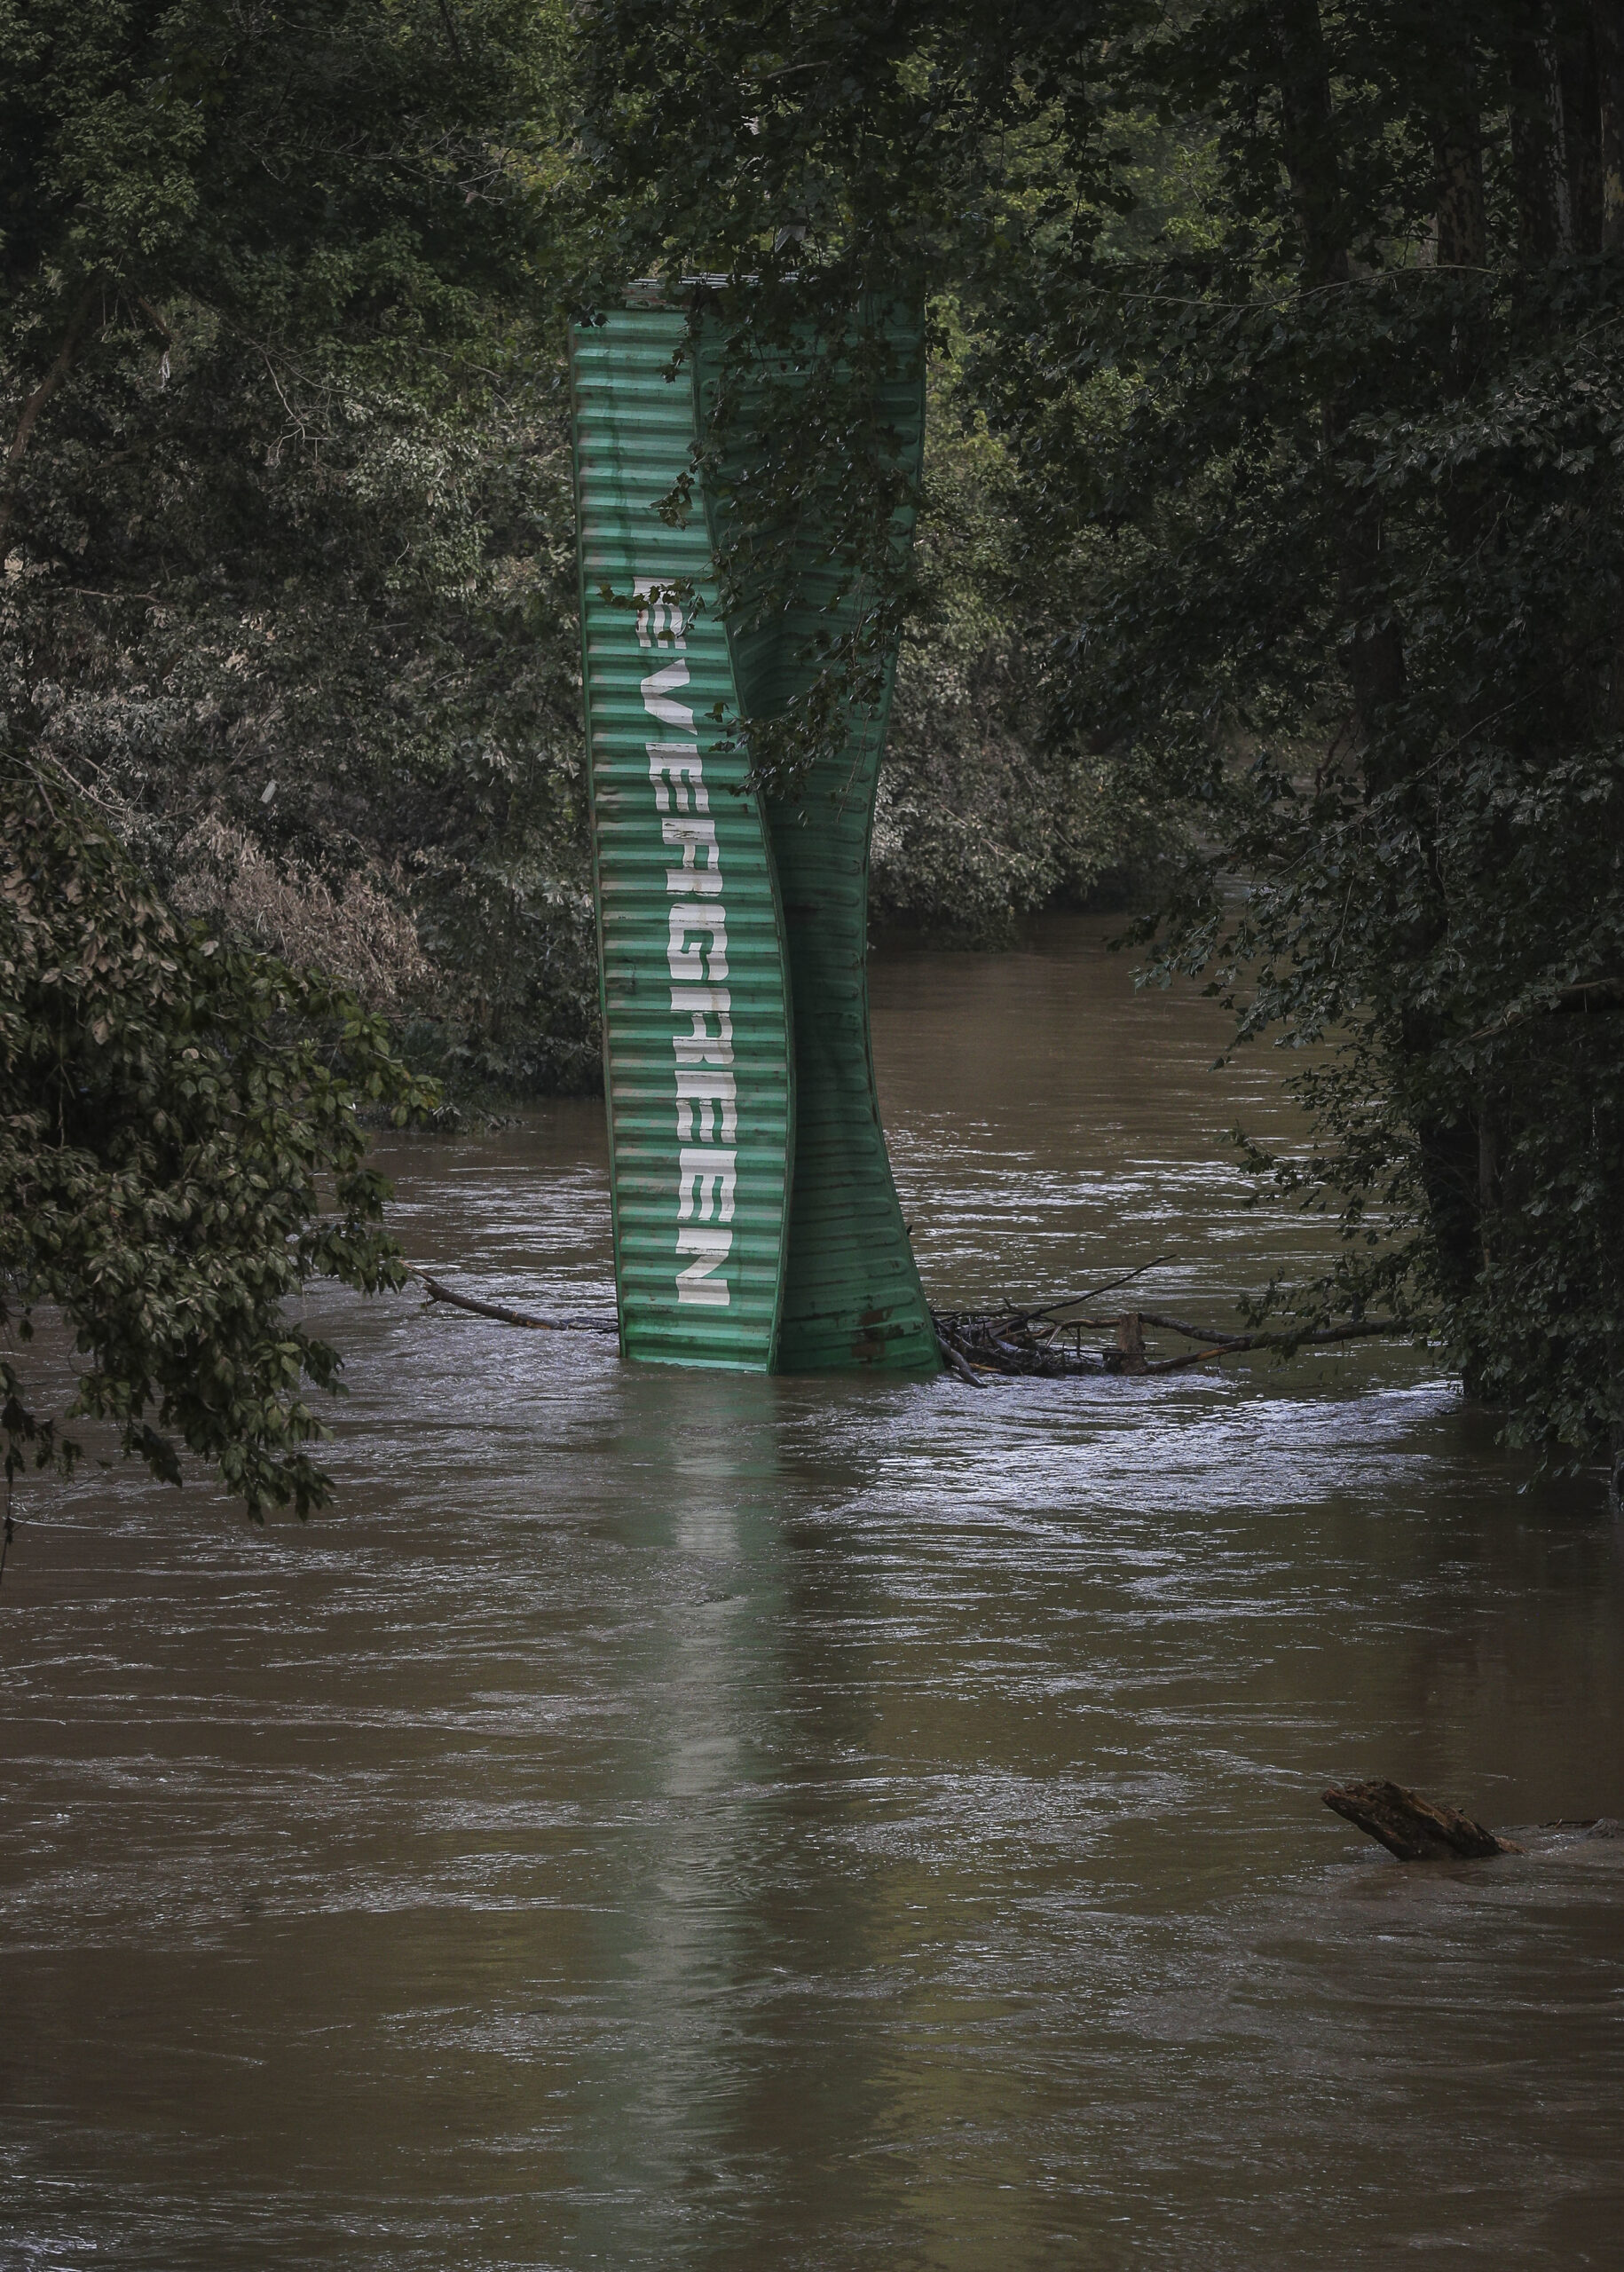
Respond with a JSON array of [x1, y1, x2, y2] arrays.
[[570, 299, 938, 1377]]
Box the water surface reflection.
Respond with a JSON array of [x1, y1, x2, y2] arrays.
[[4, 920, 1621, 2269]]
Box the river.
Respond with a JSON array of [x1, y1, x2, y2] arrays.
[[4, 919, 1622, 2268]]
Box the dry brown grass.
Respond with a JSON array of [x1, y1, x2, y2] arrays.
[[170, 816, 432, 1011]]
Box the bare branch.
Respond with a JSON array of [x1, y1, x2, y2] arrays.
[[1144, 1319, 1399, 1374], [1007, 1257, 1172, 1327], [415, 1271, 617, 1332], [935, 1333, 986, 1385]]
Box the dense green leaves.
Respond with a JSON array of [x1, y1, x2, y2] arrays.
[[0, 3, 603, 1514], [873, 360, 1166, 936], [0, 752, 436, 1513]]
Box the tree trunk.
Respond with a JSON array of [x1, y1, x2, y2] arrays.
[[1432, 72, 1487, 270], [1409, 38, 1500, 1331], [1510, 12, 1572, 263], [1595, 0, 1624, 246], [1266, 0, 1406, 732], [1265, 0, 1349, 291], [1478, 1101, 1499, 1268], [1562, 15, 1604, 251]]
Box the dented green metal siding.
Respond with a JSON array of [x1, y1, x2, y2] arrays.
[[570, 299, 938, 1377], [571, 310, 792, 1369], [696, 312, 937, 1374]]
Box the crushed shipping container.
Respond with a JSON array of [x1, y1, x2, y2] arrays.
[[569, 295, 938, 1374]]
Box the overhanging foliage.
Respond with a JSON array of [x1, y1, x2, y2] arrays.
[[0, 754, 434, 1514]]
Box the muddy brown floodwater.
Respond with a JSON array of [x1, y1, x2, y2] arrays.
[[4, 918, 1623, 2270]]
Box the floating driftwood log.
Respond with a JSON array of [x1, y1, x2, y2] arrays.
[[1323, 1779, 1525, 1859]]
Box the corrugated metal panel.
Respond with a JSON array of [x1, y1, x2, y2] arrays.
[[570, 311, 792, 1369], [699, 307, 940, 1375], [572, 298, 937, 1377]]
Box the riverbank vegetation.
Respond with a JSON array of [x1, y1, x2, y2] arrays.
[[1, 0, 585, 1494], [5, 0, 1623, 1498]]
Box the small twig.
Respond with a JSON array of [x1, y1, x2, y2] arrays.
[[60, 587, 165, 604], [259, 348, 310, 443], [414, 1271, 617, 1333], [1006, 1258, 1171, 1328]]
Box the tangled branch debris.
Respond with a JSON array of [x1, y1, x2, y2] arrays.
[[931, 1296, 1399, 1381]]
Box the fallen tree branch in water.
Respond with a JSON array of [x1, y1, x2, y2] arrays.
[[1324, 1779, 1525, 1859], [933, 1308, 1096, 1377], [1132, 1310, 1253, 1345], [1144, 1319, 1399, 1373], [414, 1271, 618, 1333]]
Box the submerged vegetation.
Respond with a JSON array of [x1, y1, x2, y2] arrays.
[[4, 0, 1623, 1498]]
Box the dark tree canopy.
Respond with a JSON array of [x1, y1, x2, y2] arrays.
[[2, 0, 598, 1097]]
